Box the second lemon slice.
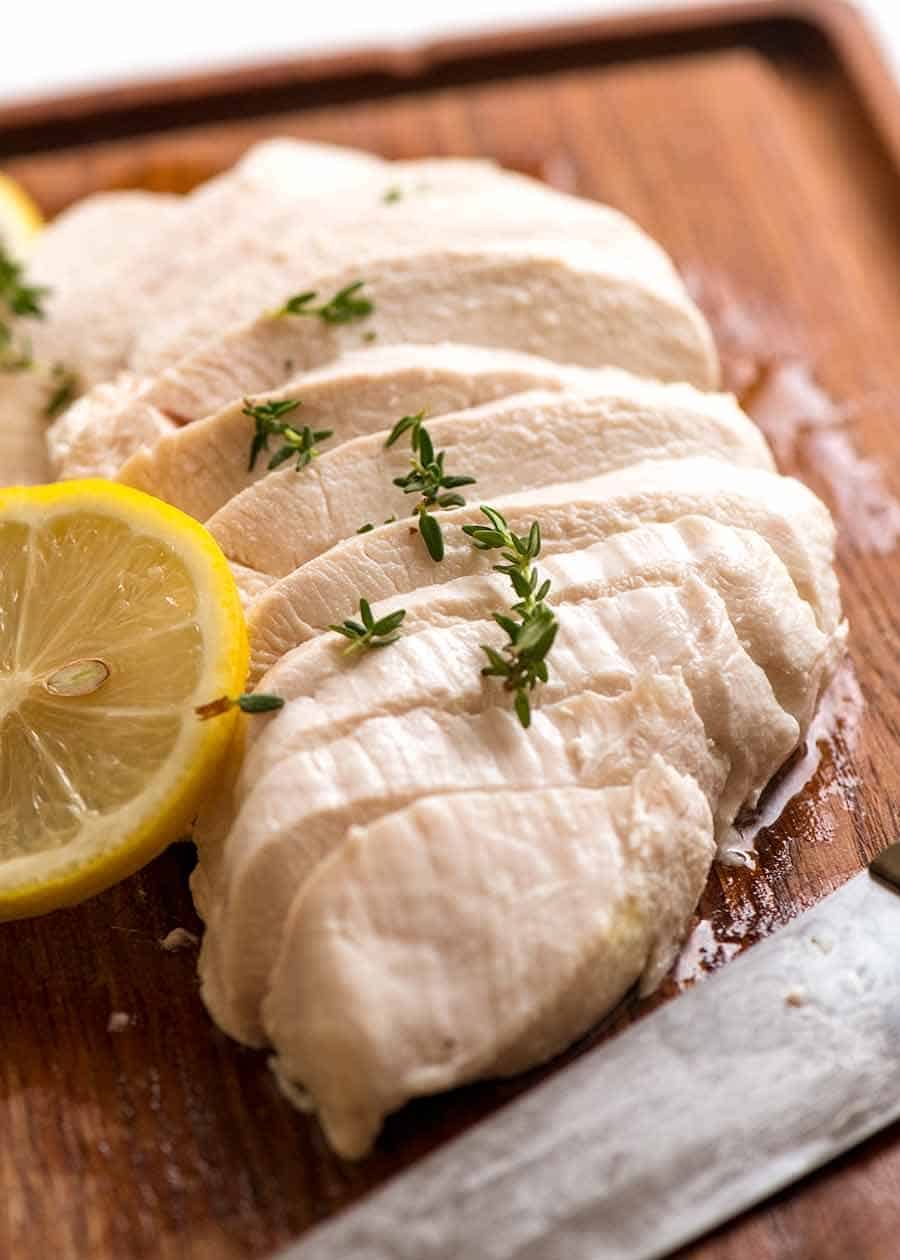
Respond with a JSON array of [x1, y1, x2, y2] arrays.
[[0, 480, 248, 919]]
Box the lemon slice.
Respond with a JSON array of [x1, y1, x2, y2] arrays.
[[0, 480, 248, 919], [0, 172, 43, 258]]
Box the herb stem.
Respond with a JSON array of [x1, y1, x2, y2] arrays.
[[329, 598, 406, 654], [243, 397, 333, 472], [462, 506, 558, 728], [195, 692, 284, 719], [385, 411, 476, 562], [274, 281, 373, 325]]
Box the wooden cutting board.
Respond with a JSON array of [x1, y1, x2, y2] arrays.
[[3, 3, 900, 1256]]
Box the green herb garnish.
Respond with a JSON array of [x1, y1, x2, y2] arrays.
[[382, 186, 403, 204], [195, 692, 285, 719], [329, 598, 406, 655], [0, 243, 80, 416], [462, 506, 558, 728], [43, 363, 80, 419], [0, 245, 48, 320], [274, 281, 373, 325], [0, 241, 46, 375], [385, 411, 476, 562], [243, 397, 333, 472]]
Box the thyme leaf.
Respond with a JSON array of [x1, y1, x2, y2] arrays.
[[329, 598, 406, 655], [243, 397, 333, 472], [462, 506, 558, 728], [274, 280, 373, 325], [385, 411, 476, 562]]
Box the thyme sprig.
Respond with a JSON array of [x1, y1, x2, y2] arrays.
[[329, 598, 406, 655], [195, 692, 285, 719], [0, 245, 48, 320], [0, 242, 80, 415], [243, 397, 333, 472], [462, 506, 558, 728], [274, 281, 373, 325], [0, 242, 45, 374], [385, 411, 476, 562]]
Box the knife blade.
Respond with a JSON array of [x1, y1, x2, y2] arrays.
[[282, 845, 900, 1260]]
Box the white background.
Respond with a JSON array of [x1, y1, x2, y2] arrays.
[[0, 0, 898, 106]]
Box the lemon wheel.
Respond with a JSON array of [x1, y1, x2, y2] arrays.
[[0, 481, 248, 918]]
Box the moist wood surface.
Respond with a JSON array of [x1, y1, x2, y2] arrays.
[[3, 22, 900, 1260]]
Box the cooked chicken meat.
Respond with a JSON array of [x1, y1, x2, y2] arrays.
[[1, 189, 179, 484], [265, 764, 715, 1159], [0, 140, 844, 1159], [246, 455, 839, 680], [199, 675, 726, 1044], [110, 344, 597, 507], [207, 377, 773, 578]]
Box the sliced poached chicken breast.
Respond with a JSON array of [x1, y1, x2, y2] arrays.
[[1, 190, 179, 485], [248, 516, 833, 748], [247, 456, 840, 681], [368, 515, 840, 730], [38, 140, 384, 391], [106, 344, 595, 506], [233, 580, 797, 840], [208, 380, 773, 578], [47, 373, 176, 482], [0, 374, 55, 487], [114, 240, 719, 431], [133, 162, 707, 375], [197, 667, 731, 1046], [263, 764, 715, 1159]]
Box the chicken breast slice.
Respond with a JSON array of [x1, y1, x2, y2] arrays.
[[121, 239, 719, 430], [47, 373, 177, 481], [110, 345, 595, 510], [0, 373, 55, 487], [50, 152, 714, 475], [134, 161, 707, 375], [28, 189, 180, 297], [236, 580, 797, 838], [252, 516, 834, 749], [247, 456, 841, 681], [0, 189, 178, 486], [196, 676, 727, 1046], [193, 518, 834, 927], [37, 139, 384, 390], [263, 763, 715, 1158], [209, 379, 773, 577]]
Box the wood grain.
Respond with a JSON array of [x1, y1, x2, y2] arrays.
[[3, 12, 900, 1259]]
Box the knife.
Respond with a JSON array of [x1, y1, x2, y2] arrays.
[[283, 845, 900, 1260]]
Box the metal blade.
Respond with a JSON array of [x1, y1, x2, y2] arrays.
[[284, 847, 900, 1260]]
